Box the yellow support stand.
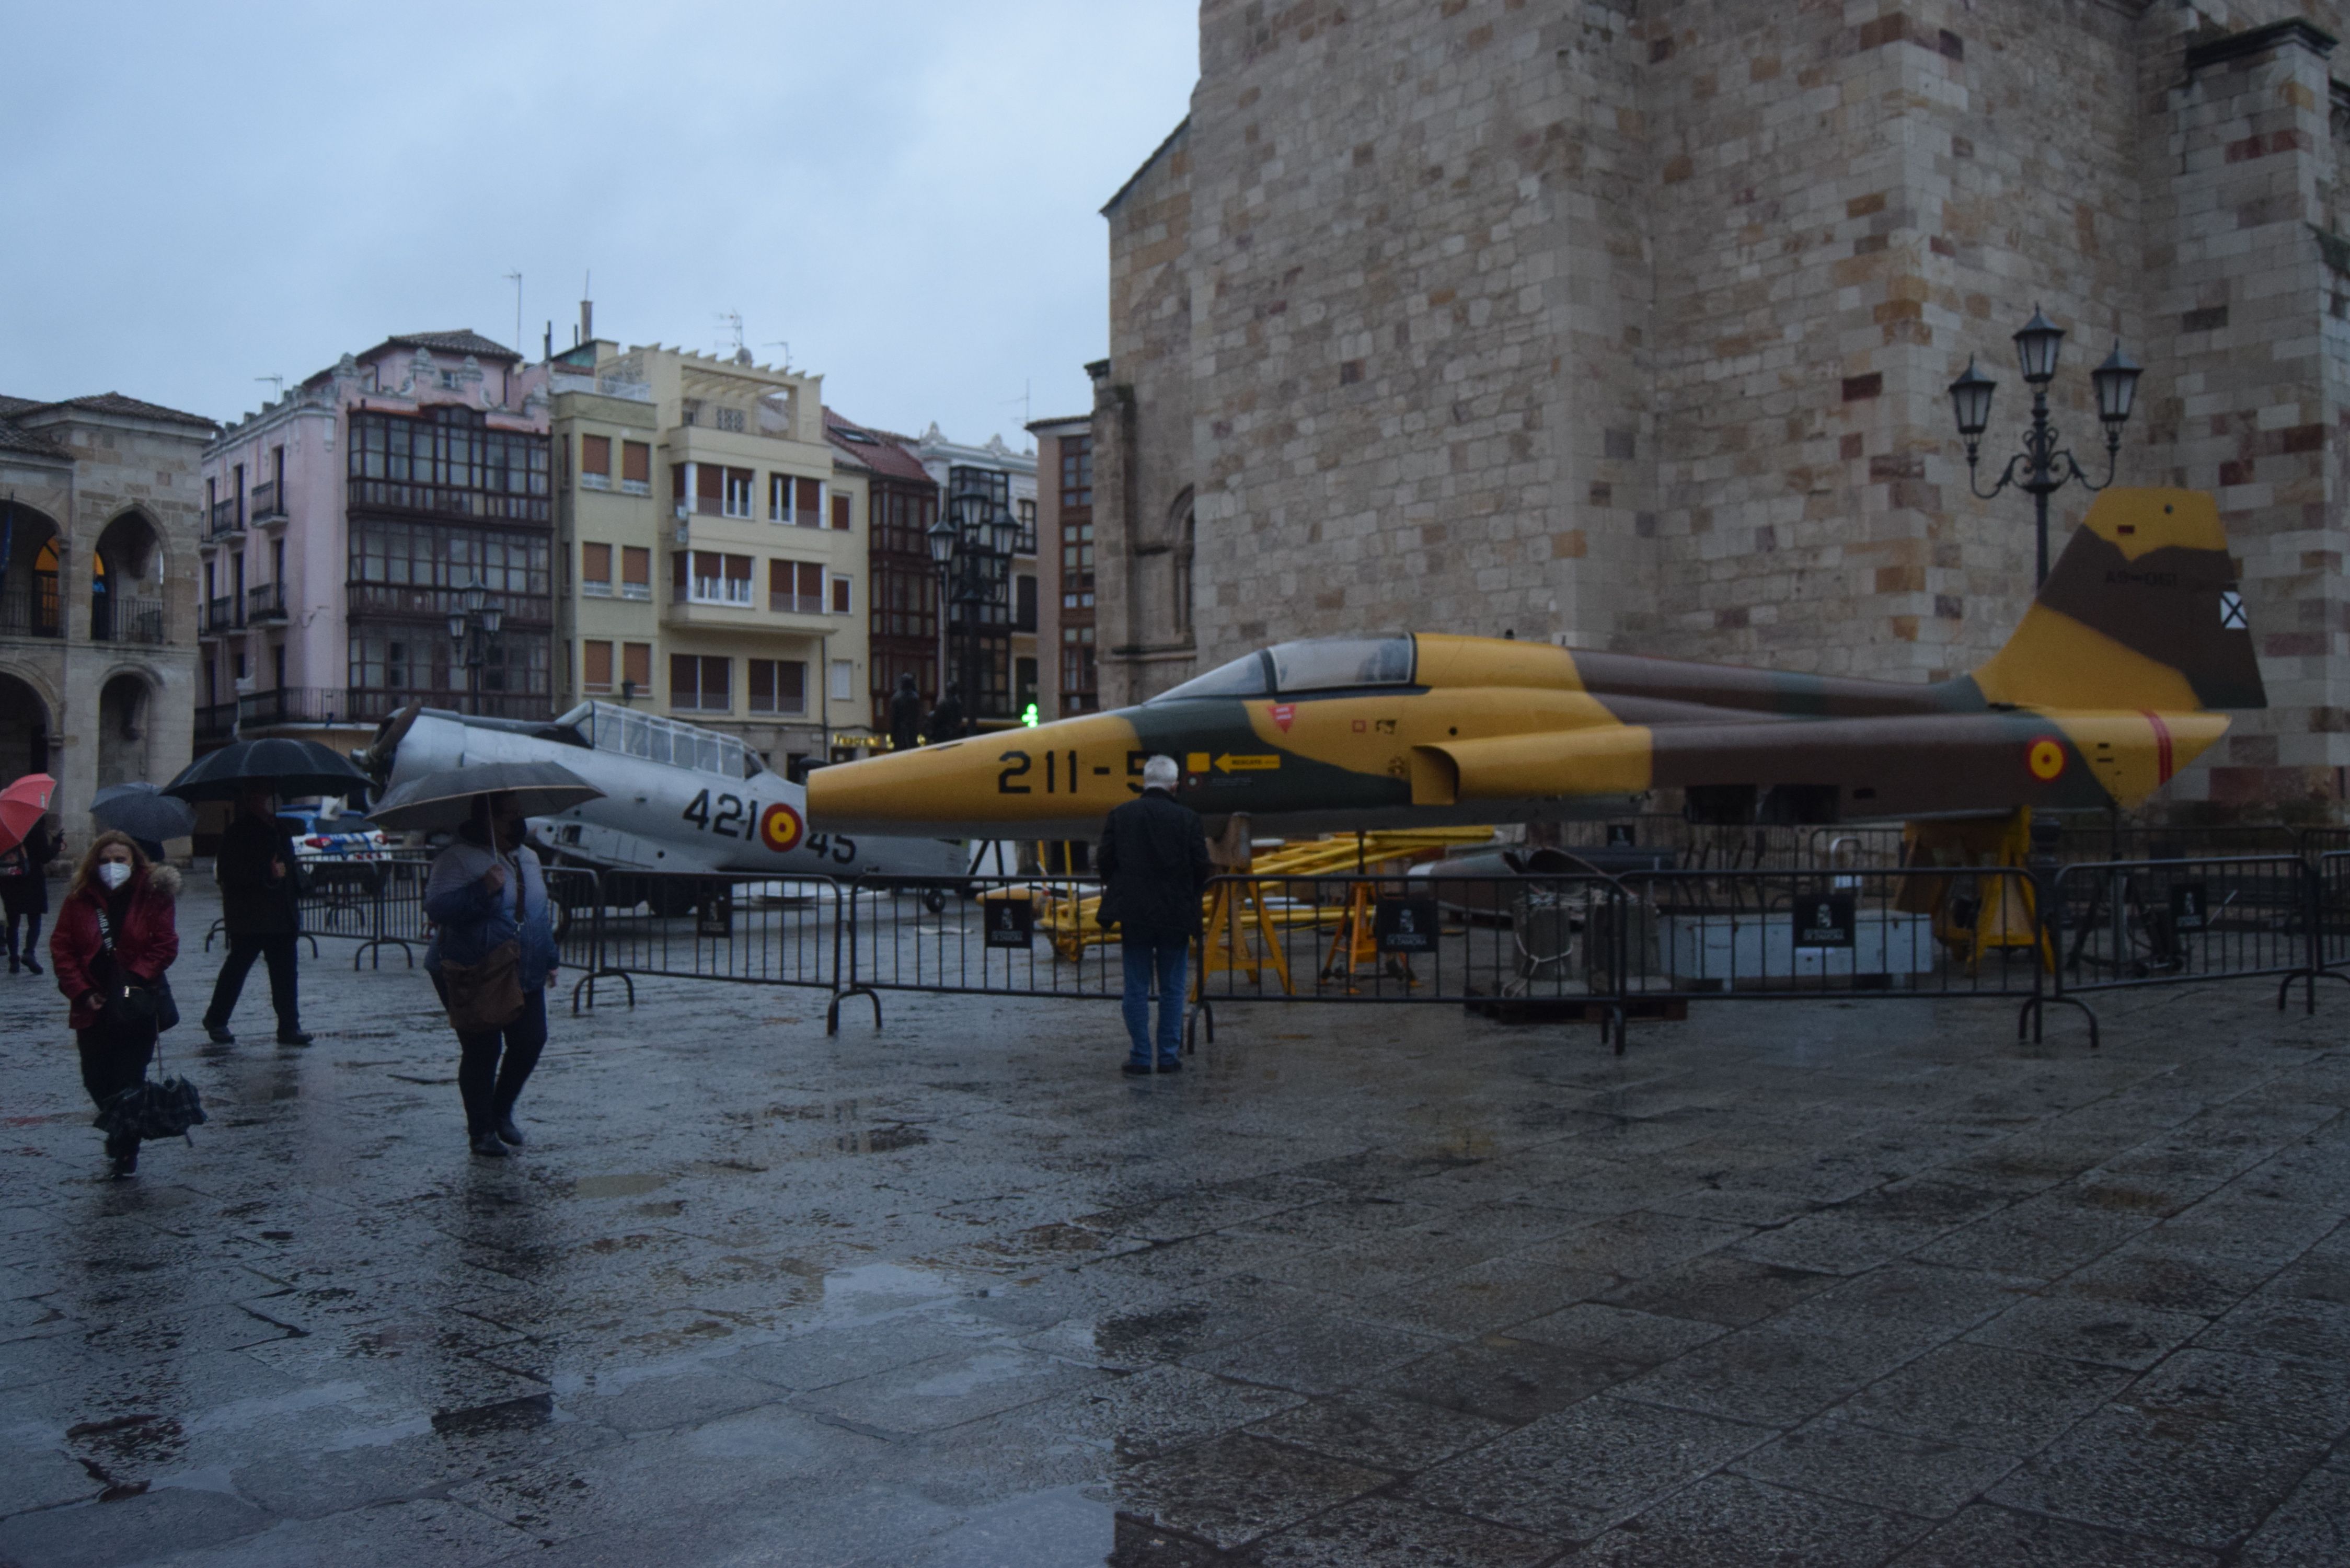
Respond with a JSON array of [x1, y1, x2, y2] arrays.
[[1900, 808, 2054, 973], [1199, 876, 1294, 994]]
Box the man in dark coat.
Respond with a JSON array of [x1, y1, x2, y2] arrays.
[[201, 785, 310, 1045], [1095, 755, 1211, 1075], [925, 685, 965, 744], [888, 673, 925, 751]]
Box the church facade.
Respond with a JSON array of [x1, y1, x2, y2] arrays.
[[1093, 0, 2350, 812]]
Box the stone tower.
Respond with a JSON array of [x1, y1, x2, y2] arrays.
[[1096, 0, 2350, 812]]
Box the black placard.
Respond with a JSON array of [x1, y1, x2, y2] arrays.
[[2169, 882, 2209, 932], [1792, 892, 1856, 949], [984, 897, 1035, 949], [695, 888, 733, 939], [1605, 823, 1637, 846], [1375, 896, 1440, 953]]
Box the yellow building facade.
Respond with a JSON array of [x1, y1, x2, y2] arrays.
[[549, 342, 870, 773]]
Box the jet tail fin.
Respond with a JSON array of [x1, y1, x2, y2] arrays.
[[1967, 487, 2265, 713]]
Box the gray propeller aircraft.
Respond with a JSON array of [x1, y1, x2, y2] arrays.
[[359, 700, 965, 885]]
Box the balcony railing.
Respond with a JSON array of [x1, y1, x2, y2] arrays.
[[91, 596, 165, 644], [347, 477, 550, 525], [201, 596, 243, 636], [246, 582, 286, 621], [0, 586, 62, 639], [208, 496, 246, 539], [345, 582, 551, 626], [769, 592, 826, 615], [236, 686, 552, 728], [580, 472, 612, 491], [195, 701, 238, 746], [249, 481, 285, 522]]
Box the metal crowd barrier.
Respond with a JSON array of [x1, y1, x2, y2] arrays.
[[833, 874, 1124, 1032], [558, 868, 842, 1014]]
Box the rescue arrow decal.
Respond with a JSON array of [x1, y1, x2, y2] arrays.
[[1215, 754, 1282, 773]]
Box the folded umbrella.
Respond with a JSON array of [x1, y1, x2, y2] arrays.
[[0, 773, 55, 854], [163, 739, 372, 804], [91, 782, 200, 844], [368, 760, 603, 833]]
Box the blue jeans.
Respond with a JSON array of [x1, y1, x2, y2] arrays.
[[1121, 941, 1189, 1066]]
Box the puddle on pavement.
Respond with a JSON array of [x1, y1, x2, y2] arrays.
[[430, 1391, 555, 1437], [840, 1123, 929, 1154], [571, 1173, 670, 1200]]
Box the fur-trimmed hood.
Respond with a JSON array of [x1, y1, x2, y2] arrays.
[[147, 864, 182, 901]]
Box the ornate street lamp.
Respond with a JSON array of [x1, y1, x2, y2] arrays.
[[1949, 306, 2143, 585], [448, 576, 501, 717]]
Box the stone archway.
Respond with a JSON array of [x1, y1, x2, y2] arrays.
[[1, 501, 63, 638], [92, 511, 164, 644], [0, 671, 50, 783], [96, 671, 154, 789]]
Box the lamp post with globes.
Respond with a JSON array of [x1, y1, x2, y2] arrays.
[[1947, 306, 2144, 586], [925, 487, 1020, 732], [446, 577, 503, 718]]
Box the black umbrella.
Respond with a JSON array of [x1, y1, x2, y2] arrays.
[[162, 739, 372, 804], [370, 760, 603, 832], [90, 782, 200, 843]]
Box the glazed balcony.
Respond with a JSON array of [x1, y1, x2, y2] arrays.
[[347, 477, 549, 526], [246, 582, 287, 623], [201, 596, 243, 637]]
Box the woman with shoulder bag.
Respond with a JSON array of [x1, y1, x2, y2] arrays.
[[51, 831, 182, 1177], [424, 793, 558, 1159]]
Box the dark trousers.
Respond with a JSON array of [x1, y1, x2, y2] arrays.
[[4, 912, 41, 968], [456, 986, 547, 1135], [78, 1024, 156, 1151], [204, 932, 300, 1034]]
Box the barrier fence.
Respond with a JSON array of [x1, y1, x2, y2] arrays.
[[220, 833, 2350, 1052]]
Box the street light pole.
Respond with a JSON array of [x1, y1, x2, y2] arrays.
[[1948, 306, 2144, 586], [446, 578, 503, 719]]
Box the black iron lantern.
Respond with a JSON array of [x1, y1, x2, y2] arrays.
[[2091, 341, 2142, 431], [1947, 357, 1998, 440], [925, 516, 958, 566], [987, 509, 1021, 558], [2012, 306, 2065, 385]]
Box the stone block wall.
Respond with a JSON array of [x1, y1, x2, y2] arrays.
[[1098, 0, 2350, 812]]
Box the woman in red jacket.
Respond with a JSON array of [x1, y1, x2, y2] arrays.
[[51, 831, 181, 1177]]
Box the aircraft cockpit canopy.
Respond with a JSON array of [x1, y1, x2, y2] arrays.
[[1150, 635, 1416, 702], [554, 701, 762, 779]]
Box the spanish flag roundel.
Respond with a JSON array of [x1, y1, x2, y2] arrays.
[[759, 801, 804, 853], [2026, 737, 2067, 782]]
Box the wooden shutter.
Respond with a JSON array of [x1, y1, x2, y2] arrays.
[[583, 640, 613, 690], [582, 542, 612, 583], [748, 660, 775, 712], [622, 641, 650, 689], [623, 441, 650, 482], [797, 477, 822, 522], [670, 654, 698, 707], [698, 464, 722, 499], [622, 546, 650, 586], [725, 554, 753, 585], [797, 561, 823, 602], [779, 661, 805, 712], [832, 493, 850, 531], [672, 550, 688, 592], [701, 656, 730, 706], [582, 435, 612, 474], [831, 575, 850, 614]]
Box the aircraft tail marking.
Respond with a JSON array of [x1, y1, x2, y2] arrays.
[[1967, 487, 2265, 713]]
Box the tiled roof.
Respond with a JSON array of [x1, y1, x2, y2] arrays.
[[825, 410, 936, 486], [26, 391, 217, 429], [0, 421, 70, 459], [0, 395, 42, 418], [373, 329, 521, 363]]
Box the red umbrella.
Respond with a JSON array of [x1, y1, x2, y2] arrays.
[[0, 773, 55, 854]]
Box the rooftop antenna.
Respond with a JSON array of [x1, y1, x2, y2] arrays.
[[1003, 379, 1031, 425], [504, 269, 523, 357], [255, 374, 284, 400], [716, 309, 746, 360], [764, 339, 791, 370]]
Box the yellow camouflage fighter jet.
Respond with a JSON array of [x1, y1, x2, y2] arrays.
[[807, 488, 2264, 840]]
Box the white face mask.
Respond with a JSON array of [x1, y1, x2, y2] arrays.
[[97, 862, 132, 890]]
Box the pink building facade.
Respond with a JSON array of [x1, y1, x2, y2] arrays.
[[197, 331, 551, 755]]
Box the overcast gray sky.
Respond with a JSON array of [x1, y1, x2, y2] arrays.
[[1, 1, 1196, 449]]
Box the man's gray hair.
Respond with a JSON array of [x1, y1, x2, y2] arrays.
[[1143, 754, 1180, 790]]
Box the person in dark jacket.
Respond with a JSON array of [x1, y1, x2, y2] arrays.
[[424, 793, 559, 1158], [52, 831, 182, 1177], [888, 673, 925, 751], [925, 685, 965, 744], [1095, 755, 1212, 1075], [1, 813, 61, 975], [201, 785, 309, 1046]]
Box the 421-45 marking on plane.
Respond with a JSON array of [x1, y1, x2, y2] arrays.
[[681, 788, 855, 862]]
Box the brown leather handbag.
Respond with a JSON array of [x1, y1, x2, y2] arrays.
[[440, 939, 524, 1032]]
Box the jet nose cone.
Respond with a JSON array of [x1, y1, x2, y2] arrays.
[[806, 742, 973, 832]]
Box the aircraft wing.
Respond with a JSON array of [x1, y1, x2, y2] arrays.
[[1409, 709, 2229, 818]]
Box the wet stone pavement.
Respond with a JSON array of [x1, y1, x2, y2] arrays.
[[2, 884, 2348, 1566]]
